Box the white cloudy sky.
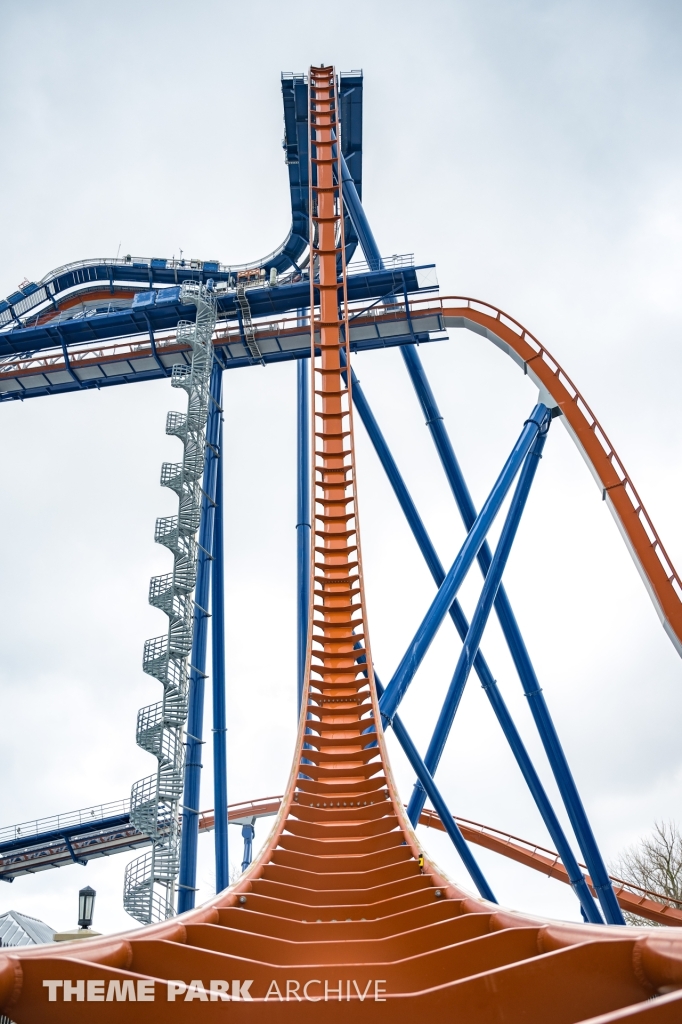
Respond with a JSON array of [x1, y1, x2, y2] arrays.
[[1, 0, 682, 936]]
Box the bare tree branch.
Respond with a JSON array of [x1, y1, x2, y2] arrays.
[[612, 821, 682, 926]]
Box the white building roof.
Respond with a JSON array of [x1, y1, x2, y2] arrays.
[[0, 910, 55, 946]]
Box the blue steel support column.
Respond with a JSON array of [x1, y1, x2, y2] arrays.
[[343, 358, 601, 922], [241, 823, 255, 872], [365, 663, 496, 903], [211, 390, 229, 894], [379, 404, 549, 726], [401, 349, 624, 926], [339, 155, 383, 271], [178, 361, 223, 914], [296, 355, 311, 716], [408, 426, 551, 825], [341, 159, 620, 922]]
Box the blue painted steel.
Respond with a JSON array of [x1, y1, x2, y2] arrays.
[[0, 266, 430, 363], [297, 356, 311, 715], [371, 671, 496, 904], [177, 361, 223, 914], [63, 835, 87, 866], [401, 434, 605, 921], [241, 823, 255, 873], [343, 358, 601, 922], [513, 637, 626, 925], [379, 404, 550, 727], [339, 154, 384, 271], [337, 185, 613, 918], [211, 387, 229, 894], [477, 662, 603, 921], [0, 815, 133, 857], [408, 427, 551, 825], [280, 72, 362, 271], [0, 73, 362, 330], [0, 318, 438, 405], [400, 348, 624, 925]]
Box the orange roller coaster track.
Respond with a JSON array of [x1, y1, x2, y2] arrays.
[[2, 65, 682, 1023]]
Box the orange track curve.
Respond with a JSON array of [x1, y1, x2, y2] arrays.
[[3, 68, 682, 1021], [404, 295, 682, 656]]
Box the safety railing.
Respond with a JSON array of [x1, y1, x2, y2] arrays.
[[406, 295, 682, 606], [346, 252, 415, 275], [3, 288, 677, 641], [422, 810, 682, 912], [0, 799, 131, 846]]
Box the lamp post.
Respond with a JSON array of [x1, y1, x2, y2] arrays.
[[53, 885, 101, 942], [78, 886, 96, 930]]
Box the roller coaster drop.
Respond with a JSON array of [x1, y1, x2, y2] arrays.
[[1, 66, 682, 1021]]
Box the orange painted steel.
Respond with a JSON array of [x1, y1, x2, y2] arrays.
[[214, 795, 682, 928], [3, 69, 682, 1020], [406, 296, 682, 656], [418, 810, 682, 928], [9, 292, 682, 667]]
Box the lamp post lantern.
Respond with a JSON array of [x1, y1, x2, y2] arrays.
[[54, 885, 101, 941], [78, 886, 96, 930]]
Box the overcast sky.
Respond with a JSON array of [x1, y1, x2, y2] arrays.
[[1, 0, 682, 936]]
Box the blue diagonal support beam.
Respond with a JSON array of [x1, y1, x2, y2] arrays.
[[379, 404, 550, 727], [343, 356, 601, 922], [340, 155, 622, 925], [63, 834, 87, 867], [400, 346, 625, 926], [408, 426, 551, 820], [356, 648, 496, 904]]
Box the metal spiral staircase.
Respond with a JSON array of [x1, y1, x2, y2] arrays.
[[123, 281, 217, 924]]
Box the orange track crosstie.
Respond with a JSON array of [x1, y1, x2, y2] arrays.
[[4, 67, 682, 1023]]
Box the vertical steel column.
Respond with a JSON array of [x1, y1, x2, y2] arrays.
[[296, 354, 310, 716], [241, 822, 255, 872], [211, 383, 229, 894], [177, 361, 222, 914], [401, 347, 625, 926]]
